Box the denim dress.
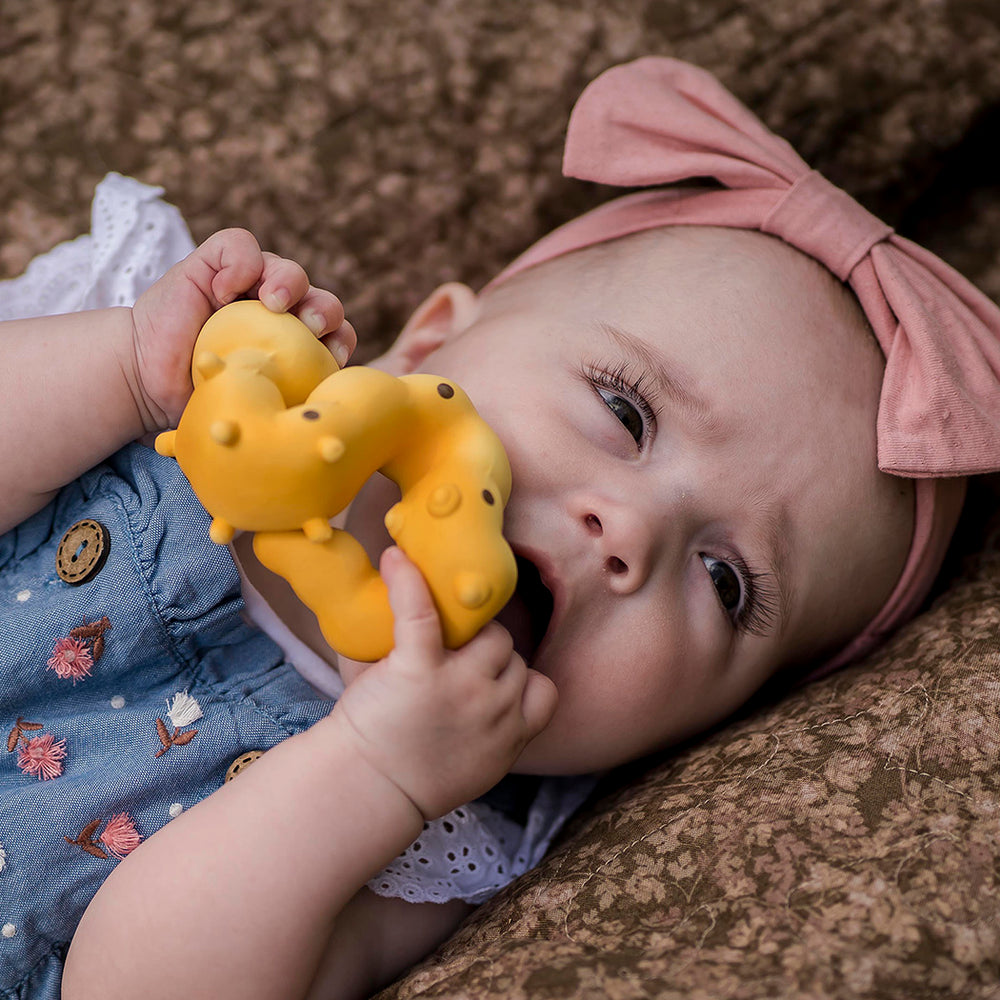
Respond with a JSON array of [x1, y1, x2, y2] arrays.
[[0, 174, 598, 995], [0, 443, 334, 996]]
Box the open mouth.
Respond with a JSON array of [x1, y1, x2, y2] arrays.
[[494, 553, 555, 662]]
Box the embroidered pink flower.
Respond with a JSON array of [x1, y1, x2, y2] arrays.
[[98, 813, 141, 859], [17, 733, 67, 780], [46, 636, 94, 683]]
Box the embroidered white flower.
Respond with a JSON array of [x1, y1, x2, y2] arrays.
[[166, 690, 203, 728], [0, 842, 6, 873], [154, 692, 202, 759]]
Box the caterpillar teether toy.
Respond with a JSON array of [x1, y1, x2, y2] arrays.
[[155, 299, 517, 662]]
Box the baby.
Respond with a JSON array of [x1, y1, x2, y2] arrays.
[[1, 58, 995, 1000]]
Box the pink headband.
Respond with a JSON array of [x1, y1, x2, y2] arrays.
[[491, 58, 1000, 675]]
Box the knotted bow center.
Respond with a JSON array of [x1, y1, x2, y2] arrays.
[[762, 171, 893, 282]]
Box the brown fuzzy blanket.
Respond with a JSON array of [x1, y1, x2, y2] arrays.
[[3, 2, 1000, 997], [4, 1, 1000, 353]]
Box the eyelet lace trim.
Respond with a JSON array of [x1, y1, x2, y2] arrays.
[[369, 776, 596, 905], [0, 171, 195, 320]]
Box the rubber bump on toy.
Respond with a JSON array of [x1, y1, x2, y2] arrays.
[[455, 572, 492, 610], [303, 517, 334, 543], [194, 350, 225, 379], [318, 436, 345, 462], [385, 504, 404, 537], [427, 483, 461, 518], [209, 517, 236, 545], [210, 419, 240, 446], [154, 430, 176, 457]]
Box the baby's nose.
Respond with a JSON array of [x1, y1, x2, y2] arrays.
[[579, 507, 651, 594]]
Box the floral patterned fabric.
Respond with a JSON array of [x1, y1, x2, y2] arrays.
[[380, 486, 1000, 997]]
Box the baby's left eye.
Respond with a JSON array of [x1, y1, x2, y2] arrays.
[[596, 387, 644, 444], [701, 554, 744, 617]]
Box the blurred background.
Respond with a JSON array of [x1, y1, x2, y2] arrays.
[[2, 0, 1000, 359]]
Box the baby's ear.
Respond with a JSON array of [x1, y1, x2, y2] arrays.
[[373, 282, 480, 375]]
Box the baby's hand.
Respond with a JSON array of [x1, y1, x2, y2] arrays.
[[333, 548, 558, 821], [129, 229, 355, 431]]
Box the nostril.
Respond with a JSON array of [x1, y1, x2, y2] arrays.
[[584, 513, 602, 535], [606, 556, 628, 575]]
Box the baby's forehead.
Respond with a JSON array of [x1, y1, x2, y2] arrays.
[[497, 226, 818, 298], [594, 227, 855, 304], [487, 225, 876, 355]]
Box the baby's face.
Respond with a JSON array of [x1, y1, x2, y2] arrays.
[[352, 227, 913, 774]]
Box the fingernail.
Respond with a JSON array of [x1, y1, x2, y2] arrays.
[[332, 341, 351, 368], [302, 310, 325, 336], [265, 287, 291, 312]]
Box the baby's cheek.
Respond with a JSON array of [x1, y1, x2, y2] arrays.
[[575, 400, 629, 455]]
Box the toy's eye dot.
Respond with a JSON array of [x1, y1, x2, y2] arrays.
[[437, 383, 455, 399], [302, 409, 320, 420], [482, 490, 495, 505]]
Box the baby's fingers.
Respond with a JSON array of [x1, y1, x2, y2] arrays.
[[200, 228, 268, 307], [254, 251, 312, 313], [318, 317, 357, 370], [382, 547, 444, 666], [519, 669, 558, 740], [256, 254, 353, 365]]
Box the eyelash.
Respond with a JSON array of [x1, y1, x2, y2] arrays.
[[583, 358, 779, 638], [708, 551, 781, 638], [581, 360, 658, 447]]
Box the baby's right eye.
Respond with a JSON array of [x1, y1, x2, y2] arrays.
[[596, 387, 644, 443], [584, 361, 657, 447]]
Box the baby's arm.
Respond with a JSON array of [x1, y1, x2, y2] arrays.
[[306, 890, 474, 998], [0, 229, 352, 534], [63, 549, 557, 1000]]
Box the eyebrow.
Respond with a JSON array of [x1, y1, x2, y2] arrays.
[[596, 320, 792, 634], [595, 320, 719, 430]]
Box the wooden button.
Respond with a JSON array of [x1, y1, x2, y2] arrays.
[[225, 750, 265, 782], [55, 519, 110, 585]]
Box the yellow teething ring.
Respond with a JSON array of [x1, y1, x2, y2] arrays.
[[155, 300, 516, 662]]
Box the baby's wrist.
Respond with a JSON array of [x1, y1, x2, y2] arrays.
[[311, 710, 428, 830], [119, 305, 171, 433]]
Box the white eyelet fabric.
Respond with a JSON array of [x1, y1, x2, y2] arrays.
[[0, 172, 195, 320], [370, 777, 596, 905]]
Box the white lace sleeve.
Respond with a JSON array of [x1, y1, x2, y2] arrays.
[[0, 172, 195, 320], [369, 774, 597, 905]]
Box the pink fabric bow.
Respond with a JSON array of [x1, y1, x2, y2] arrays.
[[491, 57, 1000, 673], [499, 57, 1000, 480]]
